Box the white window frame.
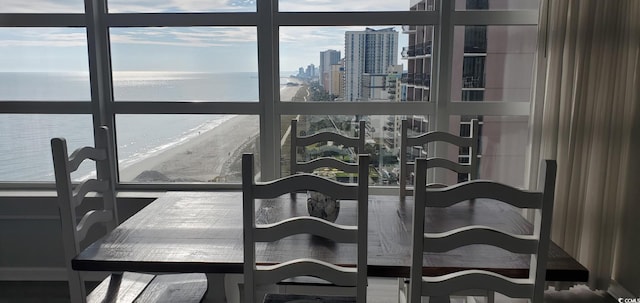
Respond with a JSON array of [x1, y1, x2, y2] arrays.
[[0, 0, 539, 190]]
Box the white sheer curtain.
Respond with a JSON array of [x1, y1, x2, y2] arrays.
[[528, 0, 640, 290]]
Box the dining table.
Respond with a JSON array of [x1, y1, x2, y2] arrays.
[[72, 191, 588, 302]]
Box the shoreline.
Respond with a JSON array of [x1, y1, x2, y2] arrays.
[[119, 81, 304, 182]]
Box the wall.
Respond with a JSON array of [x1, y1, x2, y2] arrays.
[[0, 194, 154, 281]]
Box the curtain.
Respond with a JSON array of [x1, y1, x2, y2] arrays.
[[529, 0, 640, 290]]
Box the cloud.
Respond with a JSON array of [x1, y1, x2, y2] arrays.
[[0, 0, 405, 13], [0, 0, 83, 13], [280, 26, 399, 49], [279, 0, 408, 12], [107, 0, 255, 13], [0, 27, 256, 49], [0, 29, 87, 47], [110, 27, 257, 48]]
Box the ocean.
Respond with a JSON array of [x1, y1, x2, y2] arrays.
[[0, 71, 294, 181]]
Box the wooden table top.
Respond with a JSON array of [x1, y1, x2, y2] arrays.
[[73, 191, 588, 282]]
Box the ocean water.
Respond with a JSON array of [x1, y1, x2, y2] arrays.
[[0, 71, 295, 181]]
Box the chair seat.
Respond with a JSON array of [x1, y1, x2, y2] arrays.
[[264, 293, 356, 303], [87, 272, 207, 303]]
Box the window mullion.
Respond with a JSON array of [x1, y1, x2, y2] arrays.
[[0, 13, 85, 27], [85, 0, 117, 184], [257, 0, 278, 181], [431, 0, 455, 184]]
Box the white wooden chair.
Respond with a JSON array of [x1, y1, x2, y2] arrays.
[[290, 119, 366, 177], [242, 153, 369, 303], [399, 119, 479, 200], [51, 126, 207, 303], [407, 158, 557, 303]]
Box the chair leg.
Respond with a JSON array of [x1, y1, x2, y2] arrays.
[[202, 273, 226, 303], [397, 278, 408, 303], [103, 273, 123, 302], [68, 272, 86, 303], [224, 274, 243, 303], [487, 291, 495, 303]]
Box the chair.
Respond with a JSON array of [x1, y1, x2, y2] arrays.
[[399, 119, 479, 200], [407, 158, 556, 303], [242, 153, 369, 303], [290, 119, 366, 177], [51, 126, 207, 303]]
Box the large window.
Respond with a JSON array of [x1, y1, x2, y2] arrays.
[[110, 27, 258, 102], [0, 28, 90, 101], [106, 0, 256, 13], [0, 114, 93, 182], [0, 0, 539, 188]]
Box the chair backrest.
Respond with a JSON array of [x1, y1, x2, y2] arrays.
[[399, 119, 479, 200], [243, 153, 369, 303], [409, 158, 556, 303], [290, 119, 366, 176], [51, 126, 117, 303]]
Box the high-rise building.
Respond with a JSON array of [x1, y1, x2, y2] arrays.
[[319, 50, 341, 93], [305, 64, 317, 79], [344, 28, 398, 101], [330, 59, 345, 98], [402, 0, 537, 185], [386, 65, 404, 102]]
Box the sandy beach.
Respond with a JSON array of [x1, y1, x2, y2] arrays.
[[119, 82, 305, 182]]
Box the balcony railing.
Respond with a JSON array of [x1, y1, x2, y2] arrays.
[[463, 76, 484, 88], [402, 42, 433, 58], [402, 25, 416, 33], [404, 73, 431, 87], [423, 76, 431, 87]]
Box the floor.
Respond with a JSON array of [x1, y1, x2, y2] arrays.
[[0, 278, 618, 303], [366, 278, 618, 303]]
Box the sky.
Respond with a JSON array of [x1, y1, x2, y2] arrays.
[[0, 0, 410, 73]]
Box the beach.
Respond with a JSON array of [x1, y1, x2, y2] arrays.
[[119, 82, 305, 182]]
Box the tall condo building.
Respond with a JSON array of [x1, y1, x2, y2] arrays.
[[319, 50, 341, 95], [402, 0, 537, 186], [344, 28, 398, 101]]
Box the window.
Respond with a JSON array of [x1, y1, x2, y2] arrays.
[[279, 0, 411, 11], [464, 26, 487, 53], [0, 114, 93, 182], [451, 115, 527, 188], [0, 28, 90, 101], [110, 27, 258, 102], [283, 114, 409, 186], [107, 0, 256, 13], [0, 0, 539, 187], [453, 26, 537, 102], [116, 115, 259, 183], [280, 26, 409, 102], [457, 0, 540, 10], [0, 0, 85, 13], [466, 0, 489, 10], [462, 56, 486, 88]]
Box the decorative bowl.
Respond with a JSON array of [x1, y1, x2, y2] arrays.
[[307, 191, 340, 222]]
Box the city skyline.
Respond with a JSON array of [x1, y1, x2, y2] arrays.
[[0, 1, 410, 73], [0, 26, 408, 74], [0, 0, 410, 13]]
